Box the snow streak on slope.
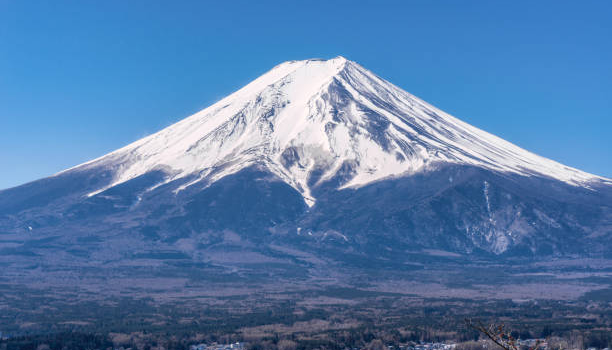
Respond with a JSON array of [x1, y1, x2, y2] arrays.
[[64, 56, 610, 205]]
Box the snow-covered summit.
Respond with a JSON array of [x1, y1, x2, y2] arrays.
[[69, 56, 610, 205]]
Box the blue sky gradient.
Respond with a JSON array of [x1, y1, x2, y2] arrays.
[[1, 1, 611, 189]]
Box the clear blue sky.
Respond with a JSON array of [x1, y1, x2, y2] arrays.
[[1, 1, 611, 190]]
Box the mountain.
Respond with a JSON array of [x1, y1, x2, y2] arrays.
[[48, 57, 611, 201], [1, 56, 612, 281]]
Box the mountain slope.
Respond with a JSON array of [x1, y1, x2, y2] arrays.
[[1, 56, 611, 266], [59, 56, 610, 205]]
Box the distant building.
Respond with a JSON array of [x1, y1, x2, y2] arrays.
[[190, 342, 245, 350]]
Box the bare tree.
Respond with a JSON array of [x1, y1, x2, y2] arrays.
[[367, 339, 385, 350], [465, 319, 542, 350]]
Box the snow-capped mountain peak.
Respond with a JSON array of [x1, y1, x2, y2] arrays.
[[70, 56, 609, 205]]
